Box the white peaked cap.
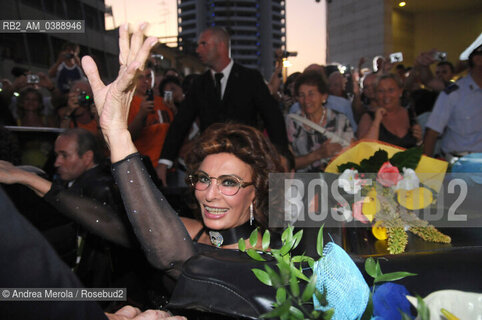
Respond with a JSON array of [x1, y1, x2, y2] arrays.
[[460, 32, 482, 61]]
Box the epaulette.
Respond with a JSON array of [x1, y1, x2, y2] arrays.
[[444, 83, 459, 94]]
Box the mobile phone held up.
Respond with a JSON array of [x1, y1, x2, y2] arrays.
[[146, 89, 154, 101], [163, 90, 173, 104], [389, 52, 403, 63]]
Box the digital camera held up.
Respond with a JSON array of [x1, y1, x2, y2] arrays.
[[78, 91, 92, 107]]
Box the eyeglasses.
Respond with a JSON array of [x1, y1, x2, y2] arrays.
[[188, 171, 254, 196]]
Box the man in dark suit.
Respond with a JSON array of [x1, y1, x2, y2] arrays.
[[156, 27, 288, 185]]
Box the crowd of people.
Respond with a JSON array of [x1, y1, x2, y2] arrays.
[[0, 23, 481, 319]]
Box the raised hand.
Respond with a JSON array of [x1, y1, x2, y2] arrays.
[[81, 23, 157, 161], [105, 305, 187, 320], [0, 160, 23, 185], [374, 107, 387, 123]]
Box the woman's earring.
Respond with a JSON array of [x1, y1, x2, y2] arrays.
[[249, 203, 254, 226]]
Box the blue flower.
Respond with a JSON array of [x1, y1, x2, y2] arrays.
[[372, 283, 413, 320]]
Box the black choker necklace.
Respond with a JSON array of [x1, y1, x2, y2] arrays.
[[207, 221, 256, 247]]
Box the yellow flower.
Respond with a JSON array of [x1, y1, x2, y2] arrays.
[[372, 221, 388, 240], [362, 191, 380, 221], [397, 187, 433, 210]]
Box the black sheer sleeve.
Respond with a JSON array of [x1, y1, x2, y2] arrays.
[[111, 153, 196, 280], [44, 184, 132, 248]]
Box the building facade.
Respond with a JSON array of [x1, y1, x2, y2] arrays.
[[177, 0, 286, 79], [0, 0, 118, 82], [326, 0, 482, 68]]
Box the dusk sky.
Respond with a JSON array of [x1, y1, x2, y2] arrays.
[[105, 0, 327, 74]]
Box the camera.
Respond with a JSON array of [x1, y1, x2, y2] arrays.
[[433, 51, 447, 61], [389, 52, 403, 63], [64, 53, 75, 59], [282, 51, 298, 58], [27, 74, 40, 84], [163, 90, 173, 104], [78, 91, 92, 106]]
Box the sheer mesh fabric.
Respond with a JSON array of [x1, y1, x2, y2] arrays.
[[44, 184, 132, 248], [111, 153, 196, 279]]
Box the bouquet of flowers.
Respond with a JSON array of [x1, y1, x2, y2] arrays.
[[327, 141, 451, 254]]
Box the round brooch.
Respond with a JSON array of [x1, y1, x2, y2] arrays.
[[209, 231, 224, 247]]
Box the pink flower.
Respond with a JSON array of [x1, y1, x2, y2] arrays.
[[377, 162, 402, 187], [352, 200, 369, 224]]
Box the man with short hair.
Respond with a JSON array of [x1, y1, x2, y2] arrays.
[[156, 26, 288, 185], [423, 42, 482, 158], [435, 61, 455, 85], [0, 128, 127, 287]]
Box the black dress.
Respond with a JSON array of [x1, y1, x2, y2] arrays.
[[0, 187, 107, 320], [41, 153, 278, 318], [367, 110, 418, 148]]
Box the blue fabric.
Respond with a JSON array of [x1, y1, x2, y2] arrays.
[[451, 153, 482, 184], [313, 242, 369, 320], [372, 283, 413, 320]]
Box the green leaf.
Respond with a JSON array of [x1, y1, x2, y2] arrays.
[[374, 272, 417, 283], [252, 268, 272, 286], [302, 275, 317, 302], [365, 257, 377, 278], [260, 300, 291, 318], [289, 273, 300, 297], [360, 149, 388, 172], [288, 306, 304, 319], [416, 295, 430, 320], [280, 237, 296, 256], [265, 265, 282, 288], [390, 147, 423, 171], [238, 238, 246, 252], [290, 263, 309, 282], [314, 288, 327, 307], [400, 311, 413, 320], [246, 248, 266, 261], [292, 229, 303, 250], [311, 310, 321, 319], [278, 260, 291, 283], [323, 308, 335, 320], [249, 228, 258, 247], [375, 260, 383, 277], [337, 162, 363, 173], [281, 226, 294, 243], [308, 259, 315, 269], [360, 293, 373, 320], [316, 225, 325, 257], [262, 229, 270, 251], [276, 287, 286, 304], [292, 255, 314, 265]]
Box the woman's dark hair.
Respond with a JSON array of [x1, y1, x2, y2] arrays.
[[283, 72, 301, 97], [159, 76, 182, 96], [17, 87, 43, 118], [294, 70, 329, 97], [185, 123, 283, 230]]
